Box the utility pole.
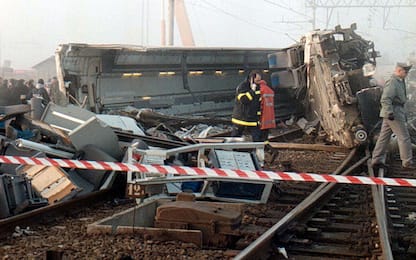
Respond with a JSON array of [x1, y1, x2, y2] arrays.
[[161, 0, 166, 46], [175, 0, 195, 46], [162, 0, 195, 46], [167, 0, 175, 46], [311, 4, 316, 30]]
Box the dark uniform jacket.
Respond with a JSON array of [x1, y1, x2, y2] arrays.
[[0, 86, 11, 106], [231, 79, 261, 127], [9, 84, 28, 105], [28, 87, 50, 105]]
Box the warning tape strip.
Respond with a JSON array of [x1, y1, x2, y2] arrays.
[[0, 155, 415, 187]]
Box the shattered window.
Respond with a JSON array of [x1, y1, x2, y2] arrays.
[[333, 33, 344, 42]]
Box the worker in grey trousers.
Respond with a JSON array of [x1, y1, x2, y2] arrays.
[[371, 62, 415, 169]]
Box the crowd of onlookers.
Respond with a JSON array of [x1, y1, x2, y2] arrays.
[[0, 77, 58, 106]]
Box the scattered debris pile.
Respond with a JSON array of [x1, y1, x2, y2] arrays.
[[0, 100, 267, 220]]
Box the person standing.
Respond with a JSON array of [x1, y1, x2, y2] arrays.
[[259, 79, 276, 142], [48, 77, 59, 103], [25, 79, 35, 95], [371, 62, 415, 169], [231, 70, 262, 142], [27, 79, 51, 105], [0, 78, 11, 106], [9, 79, 28, 104]]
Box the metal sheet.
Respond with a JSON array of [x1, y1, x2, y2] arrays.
[[0, 105, 31, 121], [214, 150, 256, 170], [41, 103, 95, 132], [69, 117, 122, 160], [96, 114, 144, 135]]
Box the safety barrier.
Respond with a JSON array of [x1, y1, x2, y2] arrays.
[[0, 155, 415, 187]]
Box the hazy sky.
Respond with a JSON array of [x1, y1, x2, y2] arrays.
[[1, 0, 415, 69]]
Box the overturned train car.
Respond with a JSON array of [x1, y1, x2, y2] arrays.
[[267, 24, 380, 148], [54, 24, 380, 148], [54, 45, 295, 118]]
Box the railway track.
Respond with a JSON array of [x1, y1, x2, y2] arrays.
[[235, 149, 379, 259], [236, 148, 416, 260], [380, 154, 416, 259], [0, 189, 112, 238], [0, 146, 354, 259], [2, 143, 414, 259]]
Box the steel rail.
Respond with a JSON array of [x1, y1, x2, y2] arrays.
[[235, 148, 369, 259], [368, 154, 394, 260], [0, 189, 111, 238]]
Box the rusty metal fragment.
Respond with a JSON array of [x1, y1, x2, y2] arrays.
[[155, 193, 243, 247]]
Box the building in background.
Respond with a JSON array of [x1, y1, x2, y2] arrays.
[[0, 59, 36, 79], [32, 56, 56, 81]]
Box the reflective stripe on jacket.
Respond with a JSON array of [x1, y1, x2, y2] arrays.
[[231, 80, 261, 126]]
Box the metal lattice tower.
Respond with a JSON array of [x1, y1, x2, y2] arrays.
[[306, 0, 416, 29]]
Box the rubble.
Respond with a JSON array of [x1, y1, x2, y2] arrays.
[[0, 104, 115, 218], [0, 99, 269, 220], [12, 226, 35, 238], [296, 117, 319, 135]]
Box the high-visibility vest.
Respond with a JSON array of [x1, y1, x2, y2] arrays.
[[259, 81, 276, 130]]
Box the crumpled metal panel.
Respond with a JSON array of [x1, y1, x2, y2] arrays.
[[154, 194, 242, 247], [269, 24, 378, 148], [304, 25, 378, 147], [41, 103, 122, 160], [0, 105, 31, 122]]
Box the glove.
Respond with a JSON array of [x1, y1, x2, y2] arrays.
[[388, 113, 394, 121], [251, 83, 257, 91]]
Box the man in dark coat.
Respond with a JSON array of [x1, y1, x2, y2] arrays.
[[27, 78, 50, 105], [9, 79, 28, 104], [0, 78, 11, 106]]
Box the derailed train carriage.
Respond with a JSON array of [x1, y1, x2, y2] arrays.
[[55, 24, 380, 148], [267, 23, 380, 148], [54, 45, 289, 117]]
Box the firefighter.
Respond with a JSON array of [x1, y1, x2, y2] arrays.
[[231, 70, 262, 142]]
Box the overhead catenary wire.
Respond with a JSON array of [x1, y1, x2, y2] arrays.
[[197, 0, 286, 34], [264, 0, 314, 20], [188, 1, 206, 45]]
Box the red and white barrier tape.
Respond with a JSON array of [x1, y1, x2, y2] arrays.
[[0, 155, 415, 187]]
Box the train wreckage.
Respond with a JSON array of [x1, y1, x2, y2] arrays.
[[0, 24, 392, 234], [53, 23, 380, 148]]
